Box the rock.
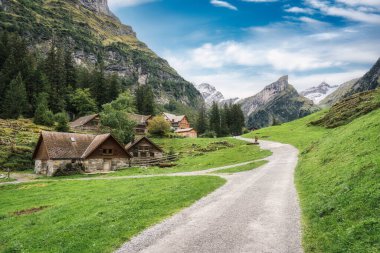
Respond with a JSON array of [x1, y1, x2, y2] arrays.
[[300, 82, 339, 105]]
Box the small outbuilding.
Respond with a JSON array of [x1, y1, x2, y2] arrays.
[[32, 131, 131, 176], [125, 136, 164, 159], [128, 113, 153, 135], [175, 128, 198, 138], [69, 114, 100, 132]]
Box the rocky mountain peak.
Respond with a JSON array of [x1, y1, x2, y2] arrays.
[[79, 0, 114, 17], [264, 75, 289, 92], [196, 83, 225, 106]]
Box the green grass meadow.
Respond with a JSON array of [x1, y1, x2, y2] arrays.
[[244, 109, 380, 252], [0, 176, 225, 253], [215, 160, 268, 174]]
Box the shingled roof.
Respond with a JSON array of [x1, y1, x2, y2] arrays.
[[175, 128, 195, 133], [32, 131, 130, 160], [162, 112, 185, 123], [125, 136, 163, 153], [128, 113, 152, 124], [69, 114, 99, 128]]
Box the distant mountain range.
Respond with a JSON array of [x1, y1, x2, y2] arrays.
[[196, 57, 380, 129], [300, 82, 339, 105]]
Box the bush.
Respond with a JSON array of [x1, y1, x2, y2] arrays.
[[147, 116, 171, 137], [54, 112, 70, 132], [53, 163, 84, 177], [199, 130, 217, 138]]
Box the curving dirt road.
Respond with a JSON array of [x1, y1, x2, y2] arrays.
[[116, 138, 303, 253]]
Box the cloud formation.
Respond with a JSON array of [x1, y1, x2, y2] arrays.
[[210, 0, 238, 10]]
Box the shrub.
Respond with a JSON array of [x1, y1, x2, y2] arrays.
[[147, 116, 171, 137], [53, 163, 84, 177]]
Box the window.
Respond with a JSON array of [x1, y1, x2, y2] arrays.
[[102, 149, 113, 155]]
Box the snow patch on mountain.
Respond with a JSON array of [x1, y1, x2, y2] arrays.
[[300, 82, 339, 104]]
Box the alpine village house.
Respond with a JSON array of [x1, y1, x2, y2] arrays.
[[33, 131, 131, 176], [162, 112, 197, 138]]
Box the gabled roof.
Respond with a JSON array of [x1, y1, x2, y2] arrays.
[[162, 112, 186, 123], [70, 114, 99, 128], [175, 128, 196, 133], [128, 113, 152, 124], [32, 131, 131, 160], [125, 136, 164, 153]]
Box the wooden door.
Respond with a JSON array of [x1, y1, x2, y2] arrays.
[[103, 159, 112, 171]]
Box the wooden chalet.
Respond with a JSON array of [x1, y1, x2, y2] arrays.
[[125, 136, 163, 159], [33, 131, 131, 176], [128, 113, 153, 135], [69, 114, 100, 131], [162, 112, 191, 130]]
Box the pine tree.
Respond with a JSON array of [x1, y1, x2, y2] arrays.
[[220, 104, 230, 136], [196, 104, 208, 134], [230, 104, 245, 135], [34, 92, 54, 126], [64, 48, 77, 89], [2, 74, 28, 119], [108, 73, 121, 102], [135, 85, 155, 115], [54, 112, 70, 132], [209, 102, 221, 136]]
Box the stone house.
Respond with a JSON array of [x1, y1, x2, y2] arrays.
[[125, 136, 163, 160], [128, 113, 153, 135], [69, 114, 100, 132], [175, 128, 198, 138], [32, 131, 131, 176]]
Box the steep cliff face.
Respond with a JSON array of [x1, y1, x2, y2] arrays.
[[238, 76, 319, 129], [320, 57, 380, 107], [0, 0, 203, 108]]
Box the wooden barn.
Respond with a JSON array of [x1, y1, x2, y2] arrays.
[[69, 114, 100, 131], [175, 128, 198, 138], [162, 112, 191, 130], [125, 136, 163, 159], [33, 131, 131, 176], [128, 113, 152, 135]]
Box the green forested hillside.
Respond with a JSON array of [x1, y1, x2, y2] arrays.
[[0, 0, 203, 112], [244, 92, 380, 252]]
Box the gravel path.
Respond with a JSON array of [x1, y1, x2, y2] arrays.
[[115, 138, 302, 253]]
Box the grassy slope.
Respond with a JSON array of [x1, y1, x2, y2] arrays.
[[101, 138, 271, 177], [0, 176, 225, 253], [0, 119, 49, 171], [215, 160, 268, 174], [243, 110, 380, 252]]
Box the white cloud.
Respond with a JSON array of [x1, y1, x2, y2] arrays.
[[285, 6, 315, 14], [108, 0, 157, 8], [306, 0, 380, 24], [242, 0, 277, 2], [336, 0, 380, 8], [210, 0, 238, 10], [164, 23, 380, 98], [298, 16, 329, 25]]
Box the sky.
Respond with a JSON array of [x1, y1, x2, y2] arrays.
[[108, 0, 380, 99]]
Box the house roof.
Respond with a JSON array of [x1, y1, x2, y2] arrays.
[[128, 113, 152, 124], [175, 128, 196, 133], [162, 112, 186, 123], [125, 136, 164, 153], [70, 114, 99, 128], [32, 131, 131, 160]]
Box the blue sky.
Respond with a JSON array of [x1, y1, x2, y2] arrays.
[[109, 0, 380, 98]]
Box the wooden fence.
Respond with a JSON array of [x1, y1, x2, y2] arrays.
[[130, 154, 180, 167]]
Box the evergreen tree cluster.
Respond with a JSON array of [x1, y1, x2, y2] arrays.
[[197, 102, 245, 137], [135, 85, 155, 115], [0, 32, 124, 122]]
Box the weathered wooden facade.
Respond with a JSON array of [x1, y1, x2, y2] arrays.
[[162, 112, 191, 130], [128, 113, 152, 135], [125, 136, 163, 160], [69, 114, 100, 132], [33, 131, 131, 176], [175, 128, 198, 138]]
